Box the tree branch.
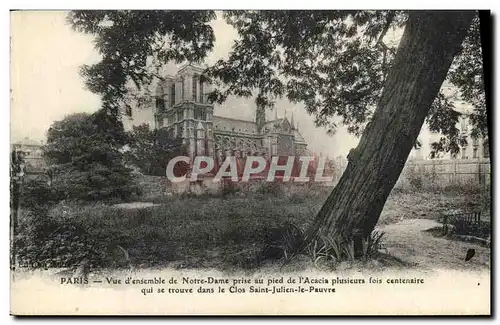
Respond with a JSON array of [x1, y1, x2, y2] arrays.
[[375, 11, 396, 47]]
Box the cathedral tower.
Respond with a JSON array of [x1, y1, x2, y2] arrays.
[[154, 64, 214, 160]]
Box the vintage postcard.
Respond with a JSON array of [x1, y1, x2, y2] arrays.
[[10, 9, 491, 315]]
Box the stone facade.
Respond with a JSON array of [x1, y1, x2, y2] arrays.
[[146, 64, 308, 165]]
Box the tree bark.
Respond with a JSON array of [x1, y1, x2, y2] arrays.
[[305, 11, 475, 253]]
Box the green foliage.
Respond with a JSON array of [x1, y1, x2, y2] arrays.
[[404, 166, 438, 191], [427, 93, 468, 157], [44, 112, 139, 202], [16, 211, 99, 269], [255, 181, 284, 197], [67, 10, 216, 115], [16, 203, 142, 270], [261, 222, 305, 261], [125, 123, 186, 176], [220, 179, 241, 197], [20, 176, 62, 209], [362, 230, 385, 260], [206, 11, 485, 153], [207, 11, 404, 135], [16, 195, 317, 270], [70, 10, 486, 158], [447, 215, 491, 239], [448, 17, 487, 139], [44, 112, 126, 165], [307, 230, 385, 267], [428, 17, 487, 155], [15, 188, 483, 271], [50, 163, 140, 202], [257, 221, 386, 267], [408, 173, 423, 190]]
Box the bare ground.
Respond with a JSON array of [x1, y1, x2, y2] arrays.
[[252, 218, 491, 275], [111, 202, 160, 209], [375, 218, 490, 271]]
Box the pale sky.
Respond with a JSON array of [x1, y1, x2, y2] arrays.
[[10, 11, 102, 142], [10, 10, 363, 157]]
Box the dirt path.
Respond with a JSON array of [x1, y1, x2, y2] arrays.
[[111, 202, 160, 209], [376, 219, 490, 271]]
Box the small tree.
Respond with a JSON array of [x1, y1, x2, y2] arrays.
[[125, 123, 186, 176], [44, 111, 139, 202]]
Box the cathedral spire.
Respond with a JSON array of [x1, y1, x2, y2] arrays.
[[290, 109, 295, 130]]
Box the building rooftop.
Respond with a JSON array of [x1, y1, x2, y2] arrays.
[[293, 129, 307, 144], [11, 137, 44, 147], [178, 63, 208, 75], [212, 116, 258, 134]]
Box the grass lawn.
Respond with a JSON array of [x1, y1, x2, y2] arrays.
[[16, 184, 490, 272]]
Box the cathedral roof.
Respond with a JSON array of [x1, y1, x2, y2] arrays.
[[212, 116, 258, 134], [178, 63, 207, 75], [262, 117, 293, 134], [265, 118, 284, 127], [212, 115, 306, 145], [293, 129, 307, 144]]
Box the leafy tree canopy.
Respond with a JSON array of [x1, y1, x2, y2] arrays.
[[69, 10, 487, 156], [125, 123, 186, 176], [68, 10, 216, 112], [44, 112, 138, 201]]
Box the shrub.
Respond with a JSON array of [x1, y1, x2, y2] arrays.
[[307, 230, 386, 267], [260, 222, 305, 261], [50, 164, 141, 202], [44, 111, 139, 203], [221, 179, 240, 197], [400, 165, 440, 191], [125, 124, 187, 176], [405, 166, 423, 190], [255, 181, 284, 196], [16, 203, 160, 270], [451, 217, 490, 239], [408, 174, 423, 190], [19, 175, 62, 209]]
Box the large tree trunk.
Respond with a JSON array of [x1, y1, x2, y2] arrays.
[[305, 11, 475, 254]]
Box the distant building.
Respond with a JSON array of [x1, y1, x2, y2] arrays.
[[410, 82, 489, 161], [10, 137, 45, 172], [124, 64, 308, 166]]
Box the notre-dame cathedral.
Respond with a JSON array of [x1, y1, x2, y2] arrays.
[[128, 64, 308, 164]]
